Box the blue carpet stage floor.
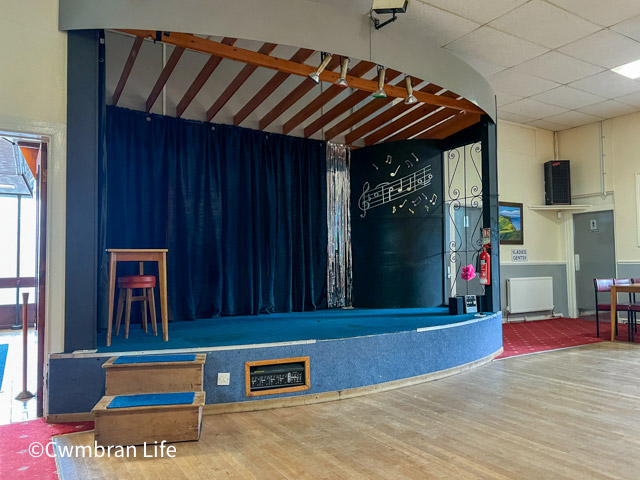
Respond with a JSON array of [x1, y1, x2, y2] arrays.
[[97, 307, 482, 352]]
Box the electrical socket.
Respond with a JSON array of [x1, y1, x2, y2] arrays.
[[217, 372, 230, 386]]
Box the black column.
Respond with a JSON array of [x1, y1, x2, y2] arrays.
[[481, 116, 500, 312], [64, 30, 104, 352]]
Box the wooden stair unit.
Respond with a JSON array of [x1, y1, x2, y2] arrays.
[[92, 354, 206, 446]]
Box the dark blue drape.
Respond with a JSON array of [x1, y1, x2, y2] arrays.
[[104, 106, 327, 321]]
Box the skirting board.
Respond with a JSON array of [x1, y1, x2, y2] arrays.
[[46, 348, 503, 422], [203, 348, 503, 415]]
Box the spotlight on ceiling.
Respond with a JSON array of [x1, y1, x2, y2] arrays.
[[309, 53, 333, 84], [404, 75, 418, 105], [371, 0, 409, 30], [373, 66, 387, 98], [335, 57, 350, 88]]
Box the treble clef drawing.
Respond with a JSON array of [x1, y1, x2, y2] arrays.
[[358, 182, 371, 218]]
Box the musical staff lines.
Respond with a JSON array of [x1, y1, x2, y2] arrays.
[[358, 165, 434, 218]]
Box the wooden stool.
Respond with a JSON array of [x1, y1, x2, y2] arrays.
[[115, 275, 158, 339]]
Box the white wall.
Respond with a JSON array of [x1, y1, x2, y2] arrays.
[[0, 0, 67, 354], [558, 114, 640, 264], [497, 121, 564, 264]]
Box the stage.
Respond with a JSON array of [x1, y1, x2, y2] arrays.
[[47, 308, 503, 419], [98, 307, 487, 352]]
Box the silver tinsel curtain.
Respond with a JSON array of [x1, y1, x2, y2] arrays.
[[326, 142, 352, 308]]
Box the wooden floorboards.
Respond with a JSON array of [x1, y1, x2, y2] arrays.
[[56, 342, 640, 479]]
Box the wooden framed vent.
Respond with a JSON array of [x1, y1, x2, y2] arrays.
[[245, 356, 310, 397]]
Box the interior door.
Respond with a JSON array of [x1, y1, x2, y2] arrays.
[[573, 211, 615, 314]]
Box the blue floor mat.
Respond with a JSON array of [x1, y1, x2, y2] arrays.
[[107, 392, 195, 409], [0, 344, 8, 391]]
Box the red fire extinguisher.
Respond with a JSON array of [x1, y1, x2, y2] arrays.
[[479, 244, 491, 286]]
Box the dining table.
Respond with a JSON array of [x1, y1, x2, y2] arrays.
[[106, 249, 169, 346], [610, 284, 640, 341]]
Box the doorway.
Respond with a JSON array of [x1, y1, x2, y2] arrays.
[[573, 210, 615, 315], [0, 136, 47, 424]]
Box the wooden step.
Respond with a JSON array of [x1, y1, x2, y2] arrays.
[[92, 391, 205, 446], [102, 353, 205, 395]]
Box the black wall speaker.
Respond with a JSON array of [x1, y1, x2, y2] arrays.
[[544, 160, 571, 205]]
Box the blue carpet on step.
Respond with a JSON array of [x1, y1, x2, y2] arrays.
[[113, 354, 196, 364], [97, 307, 484, 353], [0, 344, 7, 390], [107, 392, 195, 409]]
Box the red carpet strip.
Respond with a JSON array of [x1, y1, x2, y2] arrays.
[[497, 317, 639, 359], [0, 419, 93, 479]]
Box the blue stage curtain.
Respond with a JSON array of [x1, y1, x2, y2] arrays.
[[104, 106, 327, 321]]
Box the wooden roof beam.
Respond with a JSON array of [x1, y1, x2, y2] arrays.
[[112, 36, 144, 106], [146, 46, 185, 112], [415, 112, 482, 140], [303, 70, 402, 138], [206, 42, 278, 122], [281, 60, 375, 135], [175, 37, 236, 118], [344, 84, 442, 145], [363, 91, 459, 145], [119, 31, 484, 116], [234, 48, 314, 126], [259, 56, 340, 130]]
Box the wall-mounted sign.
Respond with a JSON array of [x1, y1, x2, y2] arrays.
[[511, 248, 528, 262]]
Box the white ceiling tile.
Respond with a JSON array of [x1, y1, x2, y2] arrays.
[[569, 71, 640, 98], [496, 92, 523, 107], [512, 51, 604, 84], [501, 98, 567, 118], [577, 100, 638, 118], [544, 110, 603, 127], [547, 0, 640, 27], [489, 0, 600, 49], [403, 2, 481, 46], [450, 51, 507, 77], [489, 69, 560, 96], [526, 119, 572, 131], [446, 26, 549, 68], [615, 91, 640, 106], [530, 86, 605, 109], [558, 30, 640, 69], [497, 110, 537, 124], [611, 15, 640, 42], [423, 0, 528, 24]]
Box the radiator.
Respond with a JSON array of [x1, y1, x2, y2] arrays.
[[507, 276, 554, 314]]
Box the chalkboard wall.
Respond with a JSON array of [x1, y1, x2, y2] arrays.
[[351, 140, 444, 308]]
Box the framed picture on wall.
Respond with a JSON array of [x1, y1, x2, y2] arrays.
[[499, 202, 524, 245]]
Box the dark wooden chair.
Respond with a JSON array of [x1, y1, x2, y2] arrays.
[[114, 274, 158, 339], [594, 278, 632, 339]]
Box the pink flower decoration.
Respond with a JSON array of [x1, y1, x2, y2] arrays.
[[461, 264, 476, 281]]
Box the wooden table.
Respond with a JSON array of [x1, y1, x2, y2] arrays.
[[610, 284, 640, 341], [106, 249, 169, 346]]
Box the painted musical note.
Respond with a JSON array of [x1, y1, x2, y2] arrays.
[[411, 153, 419, 163], [425, 205, 429, 212], [399, 199, 407, 208], [392, 206, 397, 214], [358, 182, 371, 218], [405, 159, 413, 168], [422, 193, 428, 200], [409, 208, 415, 214], [430, 193, 437, 205], [406, 175, 413, 191], [412, 197, 422, 207], [372, 163, 379, 170], [390, 165, 400, 177], [388, 186, 394, 202], [386, 155, 392, 164]]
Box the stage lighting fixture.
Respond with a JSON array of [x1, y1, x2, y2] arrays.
[[309, 53, 333, 84], [373, 66, 387, 98], [335, 57, 350, 88], [404, 75, 418, 105]]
